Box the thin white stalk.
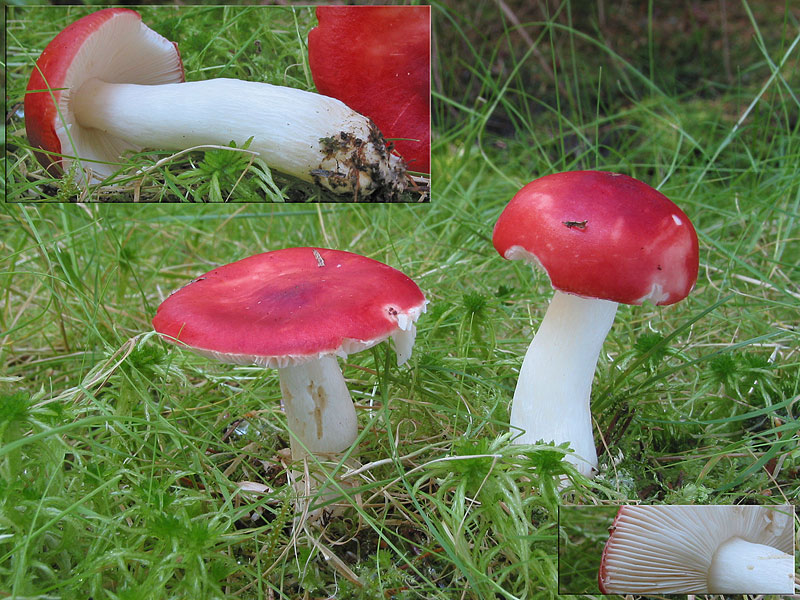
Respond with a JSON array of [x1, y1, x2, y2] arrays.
[[278, 355, 358, 461], [510, 290, 618, 476], [708, 536, 795, 594], [71, 78, 406, 195]]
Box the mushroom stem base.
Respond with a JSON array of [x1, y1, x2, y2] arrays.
[[278, 355, 358, 461], [510, 290, 618, 477]]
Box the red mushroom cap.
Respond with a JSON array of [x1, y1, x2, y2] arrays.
[[152, 248, 427, 368], [493, 171, 699, 305], [308, 6, 431, 174], [25, 8, 184, 177]]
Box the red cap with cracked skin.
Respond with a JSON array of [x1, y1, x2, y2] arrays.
[[152, 248, 427, 368], [25, 8, 184, 176], [493, 171, 699, 305], [309, 6, 431, 174]]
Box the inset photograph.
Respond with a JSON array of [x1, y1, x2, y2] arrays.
[[7, 5, 431, 202], [560, 504, 797, 595]]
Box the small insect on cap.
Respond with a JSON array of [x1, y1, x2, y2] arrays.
[[152, 247, 427, 368], [492, 170, 699, 306]]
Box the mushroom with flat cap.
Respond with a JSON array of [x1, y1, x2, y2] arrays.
[[598, 504, 796, 594], [25, 8, 407, 197], [492, 170, 699, 477], [152, 247, 426, 466]]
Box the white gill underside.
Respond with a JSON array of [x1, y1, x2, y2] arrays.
[[167, 299, 425, 370], [49, 9, 184, 181], [391, 300, 427, 366], [67, 78, 405, 194], [602, 536, 795, 594], [510, 290, 617, 477], [600, 505, 796, 594]]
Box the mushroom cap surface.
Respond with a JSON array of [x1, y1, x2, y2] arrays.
[[308, 6, 431, 174], [493, 171, 699, 305], [598, 504, 795, 593], [25, 8, 184, 177], [152, 247, 427, 368]]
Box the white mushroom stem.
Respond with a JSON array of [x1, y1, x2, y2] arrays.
[[510, 290, 618, 476], [708, 536, 795, 594], [278, 355, 358, 462], [70, 78, 405, 195]]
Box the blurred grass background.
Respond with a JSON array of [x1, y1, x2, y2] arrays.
[[2, 1, 799, 598]]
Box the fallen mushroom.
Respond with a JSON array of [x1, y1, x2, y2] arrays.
[[25, 8, 407, 198], [599, 505, 796, 594], [492, 171, 699, 477], [152, 247, 426, 471], [308, 6, 431, 174]]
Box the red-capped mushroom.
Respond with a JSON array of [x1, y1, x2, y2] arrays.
[[25, 8, 406, 197], [152, 247, 426, 463], [493, 171, 699, 477], [308, 6, 431, 174]]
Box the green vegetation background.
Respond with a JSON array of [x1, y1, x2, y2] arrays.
[[2, 1, 799, 598]]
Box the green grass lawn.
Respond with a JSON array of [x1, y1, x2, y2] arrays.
[[2, 2, 799, 599]]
